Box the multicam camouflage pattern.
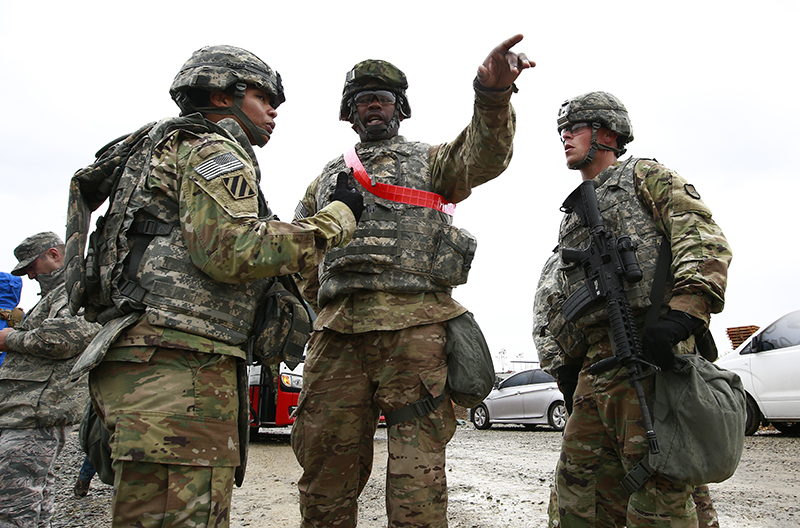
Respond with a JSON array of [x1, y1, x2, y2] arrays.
[[292, 323, 454, 528], [292, 81, 516, 528], [0, 264, 100, 429], [547, 474, 720, 527], [555, 339, 699, 527], [0, 426, 67, 527], [557, 91, 634, 144], [544, 159, 731, 526], [170, 45, 285, 113], [312, 139, 476, 307], [72, 113, 355, 525], [67, 115, 354, 344], [339, 59, 410, 121], [89, 347, 239, 526]]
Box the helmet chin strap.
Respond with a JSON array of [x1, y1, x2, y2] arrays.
[[568, 122, 625, 170], [193, 83, 271, 148], [352, 106, 401, 141]]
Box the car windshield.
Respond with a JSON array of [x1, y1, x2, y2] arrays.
[[756, 309, 800, 351]]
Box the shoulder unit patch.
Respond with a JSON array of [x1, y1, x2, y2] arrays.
[[222, 175, 256, 199], [194, 152, 245, 181]]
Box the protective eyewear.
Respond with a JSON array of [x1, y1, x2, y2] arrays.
[[353, 90, 397, 107], [559, 122, 591, 140]]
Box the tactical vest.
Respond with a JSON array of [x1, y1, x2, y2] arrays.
[[554, 158, 672, 348], [66, 116, 270, 346], [314, 138, 476, 307]]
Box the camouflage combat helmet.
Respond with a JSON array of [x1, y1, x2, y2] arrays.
[[170, 45, 285, 147], [557, 91, 633, 169], [339, 59, 411, 121]]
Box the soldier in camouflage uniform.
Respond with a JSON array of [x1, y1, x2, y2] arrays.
[[534, 91, 732, 527], [0, 232, 100, 527], [75, 46, 360, 527], [533, 253, 720, 528], [291, 35, 533, 528]]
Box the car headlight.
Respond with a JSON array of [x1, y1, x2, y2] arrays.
[[280, 373, 303, 390]]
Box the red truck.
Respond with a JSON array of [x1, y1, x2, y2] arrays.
[[248, 362, 303, 433]]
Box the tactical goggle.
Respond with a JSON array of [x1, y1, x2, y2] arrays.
[[559, 122, 592, 140], [353, 90, 397, 107]]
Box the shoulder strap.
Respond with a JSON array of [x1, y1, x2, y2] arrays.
[[645, 236, 672, 328]]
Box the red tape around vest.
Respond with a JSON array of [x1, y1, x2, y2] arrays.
[[344, 147, 456, 216]]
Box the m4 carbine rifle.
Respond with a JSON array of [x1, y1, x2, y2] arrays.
[[559, 180, 660, 459]]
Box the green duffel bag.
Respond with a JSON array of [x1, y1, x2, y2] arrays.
[[444, 311, 495, 408], [623, 354, 746, 493]]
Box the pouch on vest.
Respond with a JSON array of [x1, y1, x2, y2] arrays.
[[624, 354, 746, 492], [444, 311, 495, 408], [249, 277, 311, 370], [432, 226, 477, 287], [78, 401, 114, 486]]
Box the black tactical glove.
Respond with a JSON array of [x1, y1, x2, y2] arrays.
[[641, 310, 704, 371], [330, 170, 364, 222], [556, 364, 581, 415]]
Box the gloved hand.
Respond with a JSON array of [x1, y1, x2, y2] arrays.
[[556, 364, 581, 415], [641, 310, 704, 371], [330, 170, 364, 222]]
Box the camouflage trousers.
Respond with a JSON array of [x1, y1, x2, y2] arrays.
[[292, 323, 456, 528], [0, 425, 68, 528], [554, 342, 697, 527], [548, 474, 719, 527], [89, 347, 240, 528]]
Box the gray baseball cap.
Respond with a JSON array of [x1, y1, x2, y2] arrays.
[[11, 231, 64, 276]]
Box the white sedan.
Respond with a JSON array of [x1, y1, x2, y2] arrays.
[[716, 309, 800, 435], [470, 369, 566, 431]]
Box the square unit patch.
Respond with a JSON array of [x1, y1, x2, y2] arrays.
[[222, 175, 256, 199]]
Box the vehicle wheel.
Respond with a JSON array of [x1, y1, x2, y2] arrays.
[[472, 404, 492, 430], [744, 395, 762, 436], [772, 422, 800, 436], [548, 401, 567, 431]]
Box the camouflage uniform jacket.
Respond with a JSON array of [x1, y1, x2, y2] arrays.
[[298, 84, 516, 333], [0, 265, 100, 428], [111, 118, 356, 358], [548, 158, 731, 360]]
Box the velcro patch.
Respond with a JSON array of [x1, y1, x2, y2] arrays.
[[223, 175, 256, 199], [194, 153, 245, 181]]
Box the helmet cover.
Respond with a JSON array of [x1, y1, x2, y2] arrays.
[[170, 45, 285, 114], [557, 91, 633, 145], [339, 59, 411, 121]]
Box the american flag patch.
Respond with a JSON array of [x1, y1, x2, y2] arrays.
[[194, 153, 245, 180]]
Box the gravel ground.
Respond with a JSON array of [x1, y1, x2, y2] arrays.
[[52, 423, 799, 527]]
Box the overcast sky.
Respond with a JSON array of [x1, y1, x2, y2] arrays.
[[1, 0, 797, 369]]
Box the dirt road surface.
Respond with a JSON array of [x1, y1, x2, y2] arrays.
[[54, 424, 799, 527]]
